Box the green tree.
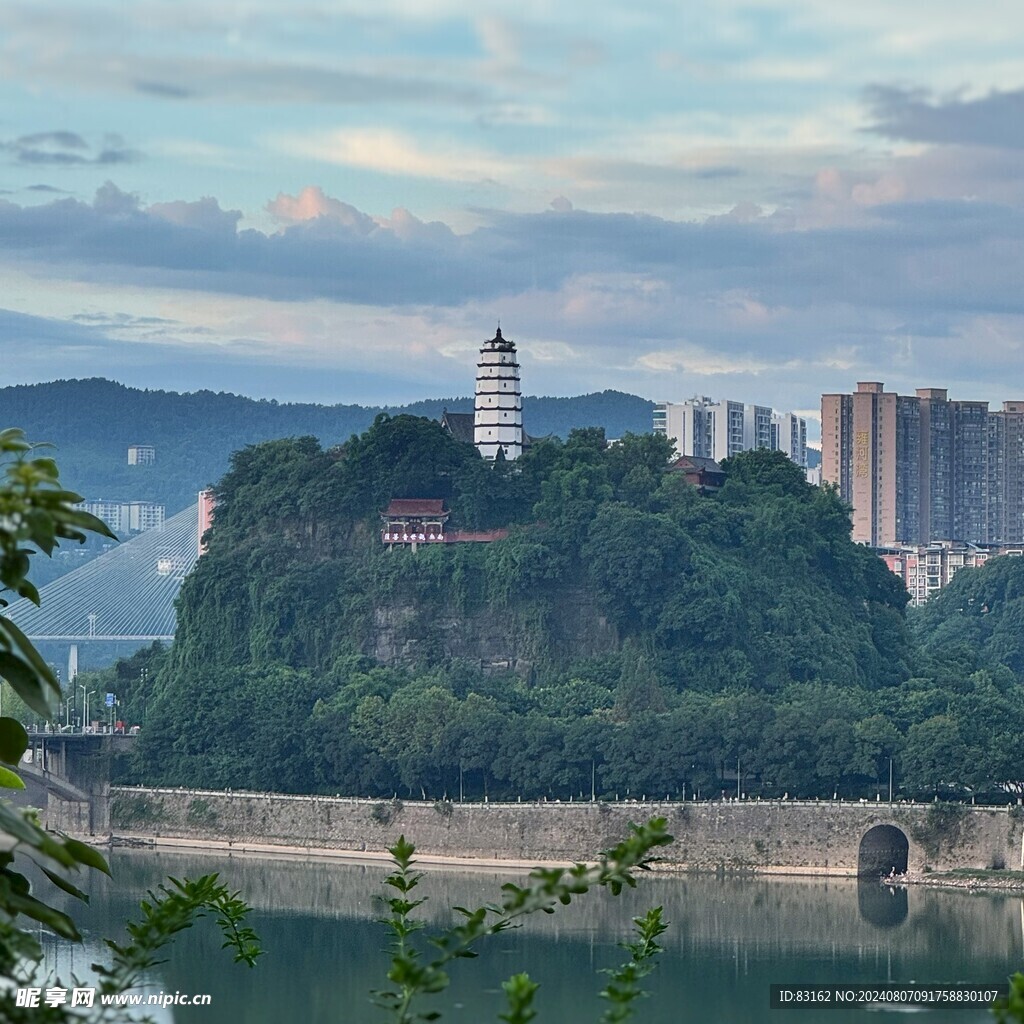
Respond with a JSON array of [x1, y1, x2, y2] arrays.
[[584, 505, 690, 632], [442, 692, 510, 799], [719, 447, 811, 500], [612, 643, 667, 720], [604, 432, 675, 507], [340, 414, 478, 516], [902, 715, 970, 795], [852, 714, 903, 789]]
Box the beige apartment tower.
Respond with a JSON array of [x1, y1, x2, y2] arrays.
[[821, 383, 920, 546], [822, 383, 1024, 546]]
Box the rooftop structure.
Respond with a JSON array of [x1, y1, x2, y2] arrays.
[[439, 411, 475, 446], [669, 455, 727, 493]]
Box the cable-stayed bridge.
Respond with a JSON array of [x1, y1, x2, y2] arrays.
[[4, 503, 199, 643]]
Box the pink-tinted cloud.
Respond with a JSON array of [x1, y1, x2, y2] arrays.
[[266, 186, 376, 233]]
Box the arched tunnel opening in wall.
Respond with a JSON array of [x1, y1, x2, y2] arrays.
[[858, 824, 910, 878]]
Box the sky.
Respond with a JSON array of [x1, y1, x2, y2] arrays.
[[3, 1, 1024, 433]]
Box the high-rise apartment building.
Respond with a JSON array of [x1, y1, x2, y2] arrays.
[[654, 397, 721, 459], [744, 404, 773, 454], [820, 383, 920, 546], [654, 398, 807, 466], [124, 501, 165, 532], [992, 401, 1024, 544], [822, 383, 1024, 545], [75, 500, 165, 534], [127, 444, 155, 465], [771, 412, 808, 468]]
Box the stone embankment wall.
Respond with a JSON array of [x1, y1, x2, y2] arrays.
[[110, 788, 1024, 876]]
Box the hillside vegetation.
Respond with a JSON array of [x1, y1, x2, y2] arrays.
[[1, 378, 654, 514], [93, 415, 1022, 802]]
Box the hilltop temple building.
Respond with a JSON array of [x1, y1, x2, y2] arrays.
[[472, 326, 524, 461], [441, 326, 529, 461]]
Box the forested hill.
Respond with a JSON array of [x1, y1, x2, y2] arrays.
[[910, 554, 1024, 677], [120, 418, 1016, 802], [0, 378, 654, 513]]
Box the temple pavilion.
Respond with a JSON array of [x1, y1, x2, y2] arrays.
[[380, 498, 449, 549]]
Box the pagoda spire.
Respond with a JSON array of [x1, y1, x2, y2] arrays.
[[474, 326, 523, 460]]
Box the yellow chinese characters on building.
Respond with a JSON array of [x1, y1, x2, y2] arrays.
[[854, 430, 870, 478]]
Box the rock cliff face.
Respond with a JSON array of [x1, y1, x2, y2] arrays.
[[370, 589, 619, 674]]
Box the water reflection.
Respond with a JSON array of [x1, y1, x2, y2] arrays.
[[856, 881, 908, 928], [31, 849, 1024, 1024]]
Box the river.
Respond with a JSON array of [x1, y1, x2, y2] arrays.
[[31, 848, 1024, 1023]]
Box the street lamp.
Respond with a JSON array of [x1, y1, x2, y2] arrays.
[[79, 686, 97, 731]]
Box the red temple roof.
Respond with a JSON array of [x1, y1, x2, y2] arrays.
[[384, 498, 447, 517]]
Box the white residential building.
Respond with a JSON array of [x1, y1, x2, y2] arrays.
[[653, 397, 743, 462], [771, 412, 808, 467], [75, 500, 165, 534], [654, 398, 808, 466], [127, 444, 155, 465], [744, 404, 773, 453]]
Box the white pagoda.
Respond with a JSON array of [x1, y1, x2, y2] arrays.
[[474, 326, 523, 461]]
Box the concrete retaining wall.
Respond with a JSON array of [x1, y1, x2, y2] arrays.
[[109, 788, 1024, 876]]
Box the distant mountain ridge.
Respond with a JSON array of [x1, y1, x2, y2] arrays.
[[0, 378, 655, 514]]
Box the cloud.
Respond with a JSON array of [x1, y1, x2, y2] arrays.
[[19, 131, 88, 151], [3, 181, 1024, 321], [4, 180, 1024, 415], [864, 84, 1024, 147], [265, 186, 456, 246], [4, 47, 487, 108], [149, 196, 242, 234], [281, 129, 511, 183], [70, 311, 182, 330], [133, 80, 195, 99], [0, 183, 501, 304], [1, 131, 140, 166], [266, 187, 377, 232], [636, 346, 782, 376]]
